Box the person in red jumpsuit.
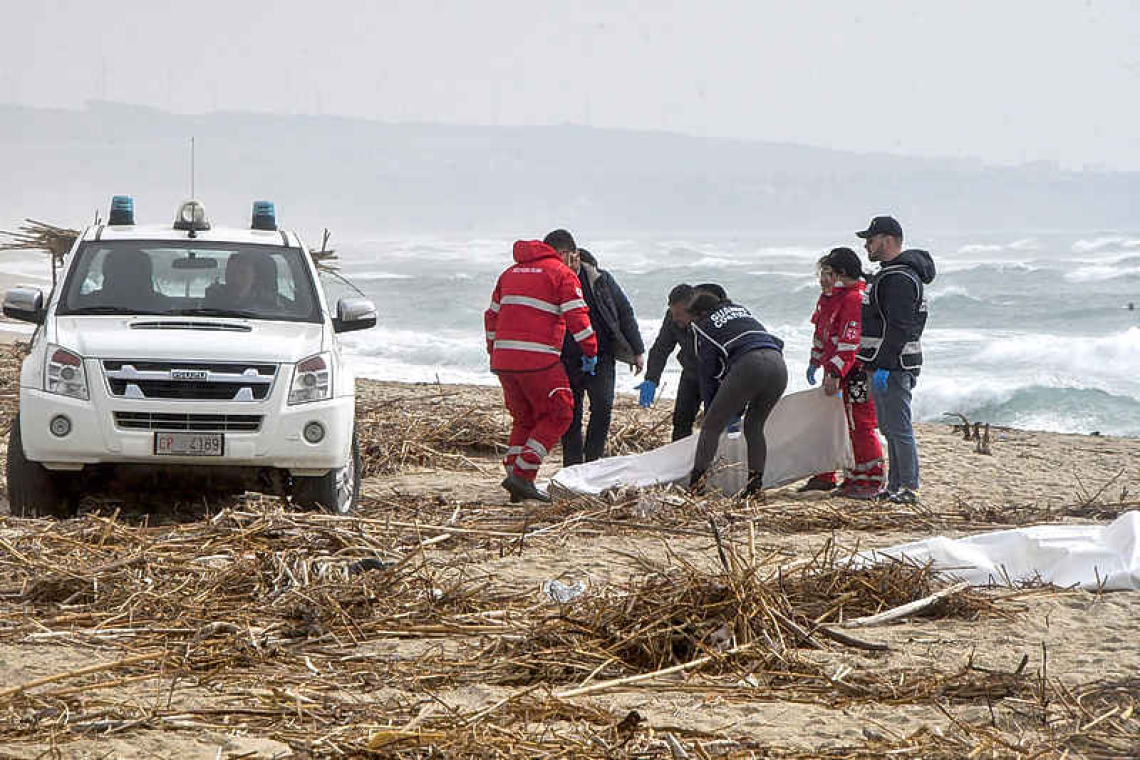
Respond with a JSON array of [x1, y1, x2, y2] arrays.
[[484, 229, 599, 503], [804, 247, 885, 499], [798, 254, 844, 492]]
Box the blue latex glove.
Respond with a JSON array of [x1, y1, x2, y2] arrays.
[[635, 379, 657, 408], [726, 414, 742, 433], [581, 355, 598, 376], [872, 368, 890, 393], [806, 365, 818, 385]]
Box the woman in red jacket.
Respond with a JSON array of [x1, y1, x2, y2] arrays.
[[800, 248, 885, 499]]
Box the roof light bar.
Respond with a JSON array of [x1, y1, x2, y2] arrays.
[[251, 200, 277, 231], [173, 200, 210, 232], [108, 195, 135, 226]]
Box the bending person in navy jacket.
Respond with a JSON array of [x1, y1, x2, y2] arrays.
[[684, 293, 787, 498]]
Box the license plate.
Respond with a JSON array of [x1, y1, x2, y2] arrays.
[[154, 432, 224, 456]]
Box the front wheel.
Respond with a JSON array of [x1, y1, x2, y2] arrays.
[[291, 429, 361, 514], [6, 415, 77, 518]]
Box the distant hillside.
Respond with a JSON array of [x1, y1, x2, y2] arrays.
[[0, 100, 1135, 239]]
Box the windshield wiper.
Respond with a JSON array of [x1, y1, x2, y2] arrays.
[[62, 306, 157, 315], [169, 308, 261, 319]]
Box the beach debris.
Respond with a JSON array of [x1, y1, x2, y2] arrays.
[[945, 412, 974, 440], [975, 423, 993, 455], [347, 557, 395, 575], [308, 227, 339, 272], [0, 218, 78, 286], [542, 578, 587, 604]]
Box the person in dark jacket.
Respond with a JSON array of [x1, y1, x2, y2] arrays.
[[560, 247, 646, 465], [855, 215, 936, 505], [684, 293, 787, 498], [638, 283, 728, 440]]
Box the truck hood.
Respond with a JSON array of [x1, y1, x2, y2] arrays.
[[53, 316, 327, 364]]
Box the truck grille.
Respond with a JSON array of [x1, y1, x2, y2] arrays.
[[102, 361, 277, 401], [114, 412, 263, 432]]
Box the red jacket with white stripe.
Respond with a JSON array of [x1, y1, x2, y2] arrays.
[[816, 281, 866, 379], [484, 241, 598, 372], [809, 289, 841, 369]]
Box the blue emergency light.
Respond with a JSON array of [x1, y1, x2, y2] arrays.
[[108, 195, 135, 226], [251, 200, 277, 231]]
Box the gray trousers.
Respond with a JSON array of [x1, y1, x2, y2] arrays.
[[693, 348, 788, 477]]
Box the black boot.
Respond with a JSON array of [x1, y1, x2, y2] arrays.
[[501, 474, 552, 503], [742, 470, 764, 499]]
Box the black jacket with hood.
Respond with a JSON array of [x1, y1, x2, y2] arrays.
[[561, 249, 645, 370], [857, 249, 936, 373]]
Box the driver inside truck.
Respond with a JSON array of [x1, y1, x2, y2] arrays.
[[205, 252, 280, 310], [85, 249, 167, 311]]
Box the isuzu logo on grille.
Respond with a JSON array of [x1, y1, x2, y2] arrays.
[[170, 369, 209, 381]]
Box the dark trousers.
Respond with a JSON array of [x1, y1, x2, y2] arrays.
[[672, 370, 702, 441], [561, 355, 617, 466], [693, 349, 788, 478]]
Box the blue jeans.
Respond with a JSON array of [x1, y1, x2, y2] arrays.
[[871, 370, 919, 491]]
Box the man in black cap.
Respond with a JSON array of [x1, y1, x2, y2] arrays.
[[855, 216, 936, 505]]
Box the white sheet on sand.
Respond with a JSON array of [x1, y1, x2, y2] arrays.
[[550, 388, 854, 496], [861, 511, 1140, 591]]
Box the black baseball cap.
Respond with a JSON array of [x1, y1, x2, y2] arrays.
[[856, 215, 903, 239]]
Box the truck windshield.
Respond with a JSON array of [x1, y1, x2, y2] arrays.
[[56, 241, 322, 322]]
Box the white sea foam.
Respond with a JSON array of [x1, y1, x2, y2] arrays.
[[1072, 236, 1128, 253], [351, 272, 413, 281], [927, 285, 984, 302], [972, 328, 1140, 388], [1063, 265, 1140, 283], [1008, 238, 1042, 251]]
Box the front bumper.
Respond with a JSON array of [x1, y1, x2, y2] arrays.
[[19, 378, 354, 475]]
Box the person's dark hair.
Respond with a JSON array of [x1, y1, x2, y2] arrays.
[[543, 229, 576, 253], [816, 254, 831, 272], [687, 292, 724, 318], [694, 282, 727, 300], [668, 283, 695, 305], [824, 247, 864, 280], [576, 247, 598, 267]]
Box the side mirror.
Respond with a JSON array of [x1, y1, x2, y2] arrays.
[[333, 296, 377, 333], [3, 286, 45, 324]]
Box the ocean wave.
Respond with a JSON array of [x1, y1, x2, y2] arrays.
[[341, 326, 490, 368], [935, 260, 1043, 275], [1072, 236, 1129, 253], [914, 381, 1140, 436], [1063, 264, 1140, 283], [350, 271, 414, 281], [927, 285, 985, 303], [971, 328, 1140, 383], [1008, 238, 1042, 251]]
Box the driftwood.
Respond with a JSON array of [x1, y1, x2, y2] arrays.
[[841, 581, 971, 628], [0, 218, 78, 286]]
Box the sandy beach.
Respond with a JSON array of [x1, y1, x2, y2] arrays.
[[0, 264, 1138, 756]]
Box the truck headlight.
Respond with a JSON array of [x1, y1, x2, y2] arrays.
[[45, 345, 89, 400], [289, 353, 331, 404]]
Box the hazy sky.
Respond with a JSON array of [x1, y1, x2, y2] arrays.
[[4, 0, 1139, 170]]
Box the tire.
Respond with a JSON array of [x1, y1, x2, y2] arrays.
[[291, 429, 360, 514], [6, 415, 76, 518]]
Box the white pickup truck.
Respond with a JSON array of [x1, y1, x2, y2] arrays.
[[3, 198, 376, 517]]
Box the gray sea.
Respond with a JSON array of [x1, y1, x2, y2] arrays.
[[327, 231, 1140, 437]]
